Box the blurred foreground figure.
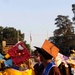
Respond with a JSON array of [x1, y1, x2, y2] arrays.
[[2, 59, 35, 75], [34, 39, 61, 75], [33, 49, 44, 75], [0, 41, 35, 75]]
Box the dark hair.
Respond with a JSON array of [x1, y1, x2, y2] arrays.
[[38, 48, 53, 60], [33, 50, 40, 56]]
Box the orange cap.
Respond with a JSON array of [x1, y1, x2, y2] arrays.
[[42, 39, 59, 58]]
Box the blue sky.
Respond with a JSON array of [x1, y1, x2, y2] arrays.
[[0, 0, 75, 49]]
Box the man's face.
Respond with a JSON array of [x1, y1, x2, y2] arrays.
[[34, 55, 40, 62], [40, 54, 45, 62]]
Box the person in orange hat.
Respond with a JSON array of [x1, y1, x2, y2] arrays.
[[34, 39, 61, 75]]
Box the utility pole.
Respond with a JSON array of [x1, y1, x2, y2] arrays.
[[0, 31, 3, 53], [30, 31, 32, 54], [17, 30, 19, 42]]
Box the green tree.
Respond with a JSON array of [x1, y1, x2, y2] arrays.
[[49, 15, 75, 56], [2, 27, 24, 44], [0, 26, 25, 53], [0, 26, 33, 54]]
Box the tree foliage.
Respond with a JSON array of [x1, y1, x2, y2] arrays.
[[0, 27, 24, 44], [0, 26, 25, 52], [0, 26, 32, 54], [49, 15, 75, 56]]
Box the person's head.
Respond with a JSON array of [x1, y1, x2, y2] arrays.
[[33, 50, 41, 62], [34, 39, 59, 65]]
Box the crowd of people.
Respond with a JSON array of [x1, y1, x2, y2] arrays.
[[33, 39, 73, 75], [0, 39, 74, 75]]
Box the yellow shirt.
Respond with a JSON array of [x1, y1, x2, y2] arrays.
[[0, 71, 2, 75], [3, 68, 35, 75]]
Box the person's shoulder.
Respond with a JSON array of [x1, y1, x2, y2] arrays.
[[51, 66, 60, 71], [34, 63, 38, 67], [49, 66, 61, 75], [40, 63, 44, 66]]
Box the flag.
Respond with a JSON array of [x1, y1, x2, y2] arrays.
[[8, 42, 30, 66], [30, 32, 32, 42]]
